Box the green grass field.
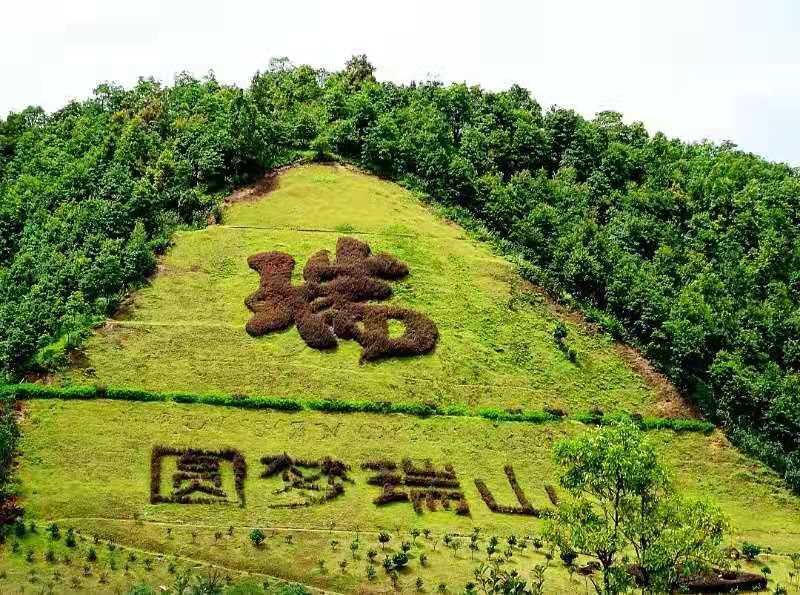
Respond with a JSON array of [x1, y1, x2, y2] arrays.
[[6, 164, 800, 593], [61, 164, 663, 415]]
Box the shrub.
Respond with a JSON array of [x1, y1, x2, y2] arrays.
[[392, 552, 408, 570], [378, 531, 391, 550], [46, 523, 60, 541], [742, 542, 762, 561], [560, 549, 578, 566], [249, 529, 266, 548]]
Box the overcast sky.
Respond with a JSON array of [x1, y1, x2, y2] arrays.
[[3, 0, 799, 164]]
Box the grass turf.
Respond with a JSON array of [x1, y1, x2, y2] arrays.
[[60, 164, 663, 416], [12, 399, 800, 592]]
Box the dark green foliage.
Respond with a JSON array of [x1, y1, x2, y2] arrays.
[[0, 383, 711, 434], [1, 56, 797, 488], [46, 522, 60, 540], [741, 541, 762, 561], [0, 73, 295, 380], [390, 551, 409, 569], [0, 396, 19, 516], [249, 528, 266, 547], [13, 518, 25, 538], [559, 549, 577, 566]]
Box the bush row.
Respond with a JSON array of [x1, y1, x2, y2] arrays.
[[0, 383, 714, 433], [573, 411, 715, 434]]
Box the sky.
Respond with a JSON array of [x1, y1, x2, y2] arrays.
[[2, 0, 800, 165]]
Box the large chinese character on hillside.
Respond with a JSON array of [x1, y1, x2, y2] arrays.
[[244, 237, 438, 362], [259, 453, 352, 508], [363, 458, 470, 515], [150, 446, 246, 507]]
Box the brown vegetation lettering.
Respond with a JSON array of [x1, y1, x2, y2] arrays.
[[244, 237, 438, 362]]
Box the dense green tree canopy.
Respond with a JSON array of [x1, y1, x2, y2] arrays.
[[545, 423, 728, 594], [1, 57, 798, 492]]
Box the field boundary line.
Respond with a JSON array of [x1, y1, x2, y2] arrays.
[[216, 224, 465, 240], [47, 516, 800, 560]]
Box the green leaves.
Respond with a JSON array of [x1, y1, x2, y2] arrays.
[[546, 423, 728, 593]]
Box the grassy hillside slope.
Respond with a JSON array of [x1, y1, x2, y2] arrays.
[[13, 399, 800, 593], [8, 164, 800, 593], [60, 164, 665, 416]]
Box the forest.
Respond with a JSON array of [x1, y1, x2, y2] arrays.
[[1, 55, 798, 492]]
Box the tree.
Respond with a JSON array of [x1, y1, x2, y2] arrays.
[[378, 531, 391, 551], [248, 529, 266, 548], [741, 541, 762, 561], [473, 561, 549, 595], [46, 522, 60, 541], [545, 422, 728, 594], [343, 54, 376, 88]]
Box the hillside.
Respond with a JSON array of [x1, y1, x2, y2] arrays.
[[59, 164, 668, 416], [4, 164, 799, 593]]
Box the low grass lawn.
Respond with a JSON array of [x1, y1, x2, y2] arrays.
[[61, 164, 663, 416], [12, 399, 800, 592]]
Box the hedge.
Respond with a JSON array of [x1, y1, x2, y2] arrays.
[[0, 383, 713, 433], [573, 412, 715, 434]]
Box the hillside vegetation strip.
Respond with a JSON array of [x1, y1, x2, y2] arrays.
[[0, 383, 714, 433]]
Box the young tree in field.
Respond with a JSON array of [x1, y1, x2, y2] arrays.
[[248, 529, 266, 548], [544, 422, 728, 595], [378, 531, 391, 551]]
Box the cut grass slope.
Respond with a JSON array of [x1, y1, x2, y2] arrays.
[[15, 400, 800, 592], [61, 164, 665, 416]]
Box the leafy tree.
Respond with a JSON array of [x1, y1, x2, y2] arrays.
[[248, 529, 266, 548], [545, 422, 728, 594], [378, 530, 391, 550], [46, 522, 60, 541], [742, 541, 762, 561]]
